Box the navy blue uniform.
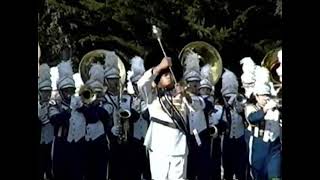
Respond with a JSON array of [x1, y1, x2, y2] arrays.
[[77, 102, 111, 180], [222, 105, 247, 180], [245, 104, 281, 180], [49, 101, 86, 180]]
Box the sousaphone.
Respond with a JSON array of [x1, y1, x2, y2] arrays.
[[261, 48, 282, 87], [178, 41, 223, 85], [79, 49, 126, 85]]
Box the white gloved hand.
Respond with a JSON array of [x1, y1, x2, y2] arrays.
[[111, 125, 121, 136], [127, 80, 135, 95], [264, 99, 277, 112], [127, 70, 134, 81]]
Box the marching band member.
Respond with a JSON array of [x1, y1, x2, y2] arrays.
[[183, 53, 211, 180], [109, 56, 151, 180], [245, 79, 282, 180], [102, 52, 126, 180], [49, 60, 86, 180], [138, 56, 204, 180], [240, 57, 258, 180], [221, 69, 247, 180], [102, 51, 121, 136], [198, 64, 222, 180], [208, 97, 225, 180], [38, 64, 54, 180], [75, 63, 111, 180], [126, 56, 151, 180]]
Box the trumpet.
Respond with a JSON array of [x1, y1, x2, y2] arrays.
[[78, 85, 96, 104]]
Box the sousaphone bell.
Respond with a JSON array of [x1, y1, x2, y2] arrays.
[[178, 41, 223, 85]]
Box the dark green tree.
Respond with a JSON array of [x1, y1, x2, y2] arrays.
[[38, 0, 282, 75]]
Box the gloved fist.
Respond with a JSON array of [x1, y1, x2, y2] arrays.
[[127, 70, 134, 81], [264, 99, 277, 112], [111, 125, 121, 136]]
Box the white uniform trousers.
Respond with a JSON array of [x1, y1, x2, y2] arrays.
[[149, 150, 188, 180]]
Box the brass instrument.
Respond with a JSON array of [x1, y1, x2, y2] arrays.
[[78, 49, 126, 102], [261, 48, 282, 107], [178, 41, 223, 138], [79, 49, 131, 143], [117, 108, 131, 143], [179, 41, 223, 85], [261, 48, 282, 88], [117, 91, 132, 144], [79, 49, 126, 86], [78, 84, 96, 104]]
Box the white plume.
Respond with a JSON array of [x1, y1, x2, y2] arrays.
[[130, 56, 145, 75], [104, 51, 119, 69], [73, 72, 83, 95], [221, 68, 239, 95], [89, 63, 104, 83], [255, 66, 270, 84], [57, 60, 75, 89], [39, 63, 51, 82], [58, 60, 73, 78], [240, 57, 256, 74], [200, 64, 214, 86], [50, 66, 59, 91], [184, 52, 201, 73]]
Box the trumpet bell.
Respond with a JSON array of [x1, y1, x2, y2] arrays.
[[261, 48, 282, 86], [79, 85, 96, 104], [179, 41, 223, 85], [79, 49, 126, 85]]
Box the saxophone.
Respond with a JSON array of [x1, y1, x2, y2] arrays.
[[117, 89, 132, 144]]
